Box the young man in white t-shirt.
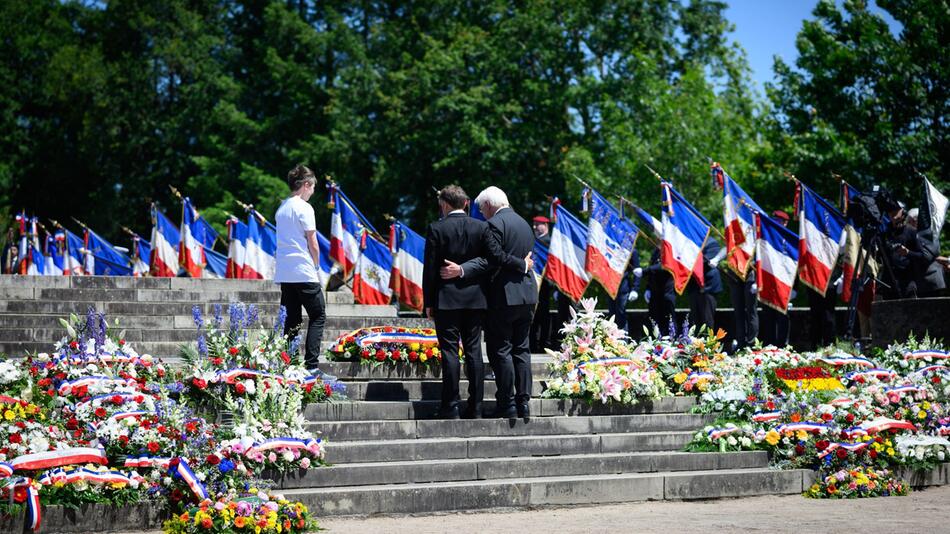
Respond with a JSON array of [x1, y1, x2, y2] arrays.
[[274, 165, 326, 372]]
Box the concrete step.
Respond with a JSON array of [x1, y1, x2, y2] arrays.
[[307, 413, 714, 441], [314, 431, 698, 464], [338, 379, 548, 402], [283, 468, 813, 516], [276, 451, 769, 489], [0, 300, 397, 318], [305, 397, 697, 421], [317, 360, 552, 380]]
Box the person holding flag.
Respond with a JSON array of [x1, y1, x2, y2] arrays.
[[529, 215, 554, 352], [274, 164, 326, 372]]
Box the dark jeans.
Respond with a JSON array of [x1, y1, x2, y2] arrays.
[[530, 280, 553, 352], [486, 304, 533, 410], [280, 282, 326, 370], [434, 309, 485, 415]]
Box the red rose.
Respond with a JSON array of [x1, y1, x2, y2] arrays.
[[192, 378, 207, 390], [408, 351, 419, 362], [94, 407, 107, 418], [211, 357, 223, 366], [157, 368, 166, 378], [836, 448, 848, 459], [391, 350, 402, 361], [747, 395, 756, 402], [794, 444, 805, 455], [765, 401, 775, 410], [66, 417, 79, 430], [855, 375, 865, 384], [14, 422, 24, 429], [134, 395, 144, 403], [280, 351, 291, 364], [111, 395, 124, 405], [46, 389, 55, 397], [170, 488, 183, 502], [821, 413, 833, 421], [206, 454, 220, 465], [870, 449, 878, 459], [69, 341, 79, 349], [754, 358, 762, 366], [147, 441, 160, 453], [229, 347, 240, 355], [13, 487, 26, 503], [361, 349, 371, 360], [118, 339, 126, 346], [119, 435, 129, 444], [425, 348, 434, 357], [375, 349, 387, 362], [9, 433, 21, 444], [37, 378, 51, 388], [816, 440, 829, 451], [304, 383, 313, 393], [235, 383, 246, 395], [845, 413, 855, 423], [324, 383, 333, 397], [933, 376, 942, 384]]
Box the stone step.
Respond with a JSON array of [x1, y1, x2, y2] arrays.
[[317, 360, 552, 380], [0, 299, 396, 317], [283, 468, 813, 516], [305, 397, 697, 421], [338, 379, 549, 402], [276, 451, 769, 489], [315, 431, 697, 464], [307, 413, 714, 442]]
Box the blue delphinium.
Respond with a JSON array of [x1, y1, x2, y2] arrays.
[[289, 332, 302, 356], [245, 304, 259, 329], [95, 312, 107, 348], [192, 305, 203, 329], [218, 458, 235, 474], [212, 304, 222, 330], [228, 304, 244, 338], [274, 305, 287, 334]]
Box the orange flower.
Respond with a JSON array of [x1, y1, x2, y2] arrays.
[[180, 512, 190, 523], [790, 413, 802, 423], [284, 519, 292, 530], [201, 517, 213, 529], [714, 328, 727, 340], [234, 516, 247, 528]]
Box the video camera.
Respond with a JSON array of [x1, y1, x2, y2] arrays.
[[846, 185, 901, 241]]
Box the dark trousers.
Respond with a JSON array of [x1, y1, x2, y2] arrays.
[[648, 292, 675, 336], [728, 276, 758, 350], [280, 282, 326, 369], [608, 276, 631, 332], [760, 305, 790, 347], [688, 289, 717, 331], [553, 291, 574, 345], [530, 281, 553, 352], [434, 309, 485, 414], [486, 304, 533, 409], [807, 287, 837, 349]]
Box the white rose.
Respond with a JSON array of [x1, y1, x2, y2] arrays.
[[726, 436, 738, 446], [245, 380, 256, 395]]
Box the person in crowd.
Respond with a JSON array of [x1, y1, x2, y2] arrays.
[[686, 239, 723, 331], [903, 207, 946, 298], [639, 247, 675, 336], [422, 185, 488, 419], [607, 251, 641, 333], [725, 266, 758, 351], [441, 187, 536, 421], [273, 164, 326, 373], [529, 215, 553, 352], [759, 210, 793, 347]]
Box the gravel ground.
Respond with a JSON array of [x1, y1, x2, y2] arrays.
[[315, 485, 950, 534]]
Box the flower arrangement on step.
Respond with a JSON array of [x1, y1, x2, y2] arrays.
[[182, 304, 346, 409], [162, 489, 317, 534], [639, 320, 728, 396], [0, 307, 323, 533], [543, 298, 666, 404], [805, 466, 909, 498], [327, 326, 448, 368]]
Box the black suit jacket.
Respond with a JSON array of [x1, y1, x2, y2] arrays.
[[423, 213, 489, 310], [644, 248, 675, 299], [460, 207, 538, 308]]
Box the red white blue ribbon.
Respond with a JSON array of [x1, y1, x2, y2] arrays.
[[245, 437, 320, 457], [57, 376, 133, 395], [707, 426, 741, 440], [38, 467, 144, 486], [904, 350, 950, 360], [816, 354, 874, 368], [860, 417, 916, 434], [829, 397, 855, 407], [124, 456, 172, 469], [4, 477, 40, 531], [915, 365, 950, 375], [775, 422, 829, 434], [751, 411, 783, 423], [0, 462, 13, 477], [10, 447, 108, 471], [883, 385, 924, 395], [175, 458, 208, 501], [844, 369, 897, 381], [818, 441, 870, 459], [356, 332, 438, 347], [577, 358, 635, 369]]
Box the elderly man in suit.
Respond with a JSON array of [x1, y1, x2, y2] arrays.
[[441, 186, 536, 421], [422, 185, 489, 419]]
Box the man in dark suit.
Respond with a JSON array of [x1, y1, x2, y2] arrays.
[[441, 186, 536, 421], [686, 239, 724, 331], [640, 247, 676, 336], [423, 185, 489, 419]]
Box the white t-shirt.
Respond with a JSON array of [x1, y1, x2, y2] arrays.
[[274, 196, 320, 283]]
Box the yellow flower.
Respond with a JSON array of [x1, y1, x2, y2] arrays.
[[887, 447, 895, 456], [673, 372, 687, 385], [796, 430, 808, 441], [3, 410, 14, 421], [765, 430, 781, 446], [420, 354, 428, 363], [918, 410, 928, 420], [922, 402, 931, 410], [409, 342, 421, 351]]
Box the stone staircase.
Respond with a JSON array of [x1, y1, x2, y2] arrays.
[[280, 360, 813, 516], [0, 275, 815, 518]]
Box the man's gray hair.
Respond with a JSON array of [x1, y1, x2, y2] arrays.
[[475, 186, 509, 210]]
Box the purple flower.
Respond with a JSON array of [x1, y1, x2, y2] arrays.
[[212, 304, 222, 329], [245, 304, 259, 328], [197, 333, 208, 356], [192, 305, 204, 329], [228, 304, 244, 337], [274, 306, 287, 334]]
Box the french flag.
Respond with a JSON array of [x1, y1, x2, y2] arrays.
[[179, 197, 206, 278], [389, 220, 425, 312], [64, 229, 86, 275], [546, 203, 591, 302], [353, 232, 393, 305], [532, 239, 549, 293], [714, 162, 764, 278], [660, 183, 711, 294], [26, 218, 45, 276], [796, 182, 846, 295], [203, 247, 228, 279], [243, 211, 276, 280], [84, 227, 133, 276], [755, 212, 800, 313], [839, 181, 863, 303], [316, 230, 335, 289], [131, 234, 151, 277], [633, 205, 663, 237], [585, 189, 639, 298], [14, 212, 28, 274], [226, 216, 248, 278], [48, 231, 67, 275], [329, 186, 370, 278], [149, 206, 180, 277]]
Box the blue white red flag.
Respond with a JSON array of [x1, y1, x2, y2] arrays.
[[353, 232, 393, 305], [243, 211, 276, 280], [203, 248, 227, 279], [661, 183, 711, 294], [226, 216, 248, 279], [316, 230, 335, 289], [48, 231, 66, 275], [14, 212, 28, 274], [840, 181, 861, 215], [755, 212, 800, 313], [546, 203, 591, 302], [179, 197, 207, 277], [585, 190, 639, 298], [796, 182, 846, 295], [389, 220, 425, 312], [83, 227, 132, 276], [633, 205, 663, 237], [64, 229, 85, 275], [131, 234, 151, 277], [150, 206, 180, 277], [532, 239, 549, 293], [27, 218, 45, 276], [329, 185, 374, 277], [715, 162, 764, 279]]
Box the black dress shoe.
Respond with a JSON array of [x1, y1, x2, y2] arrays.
[[517, 403, 530, 422], [490, 405, 518, 420], [462, 403, 482, 419], [439, 406, 460, 420]]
